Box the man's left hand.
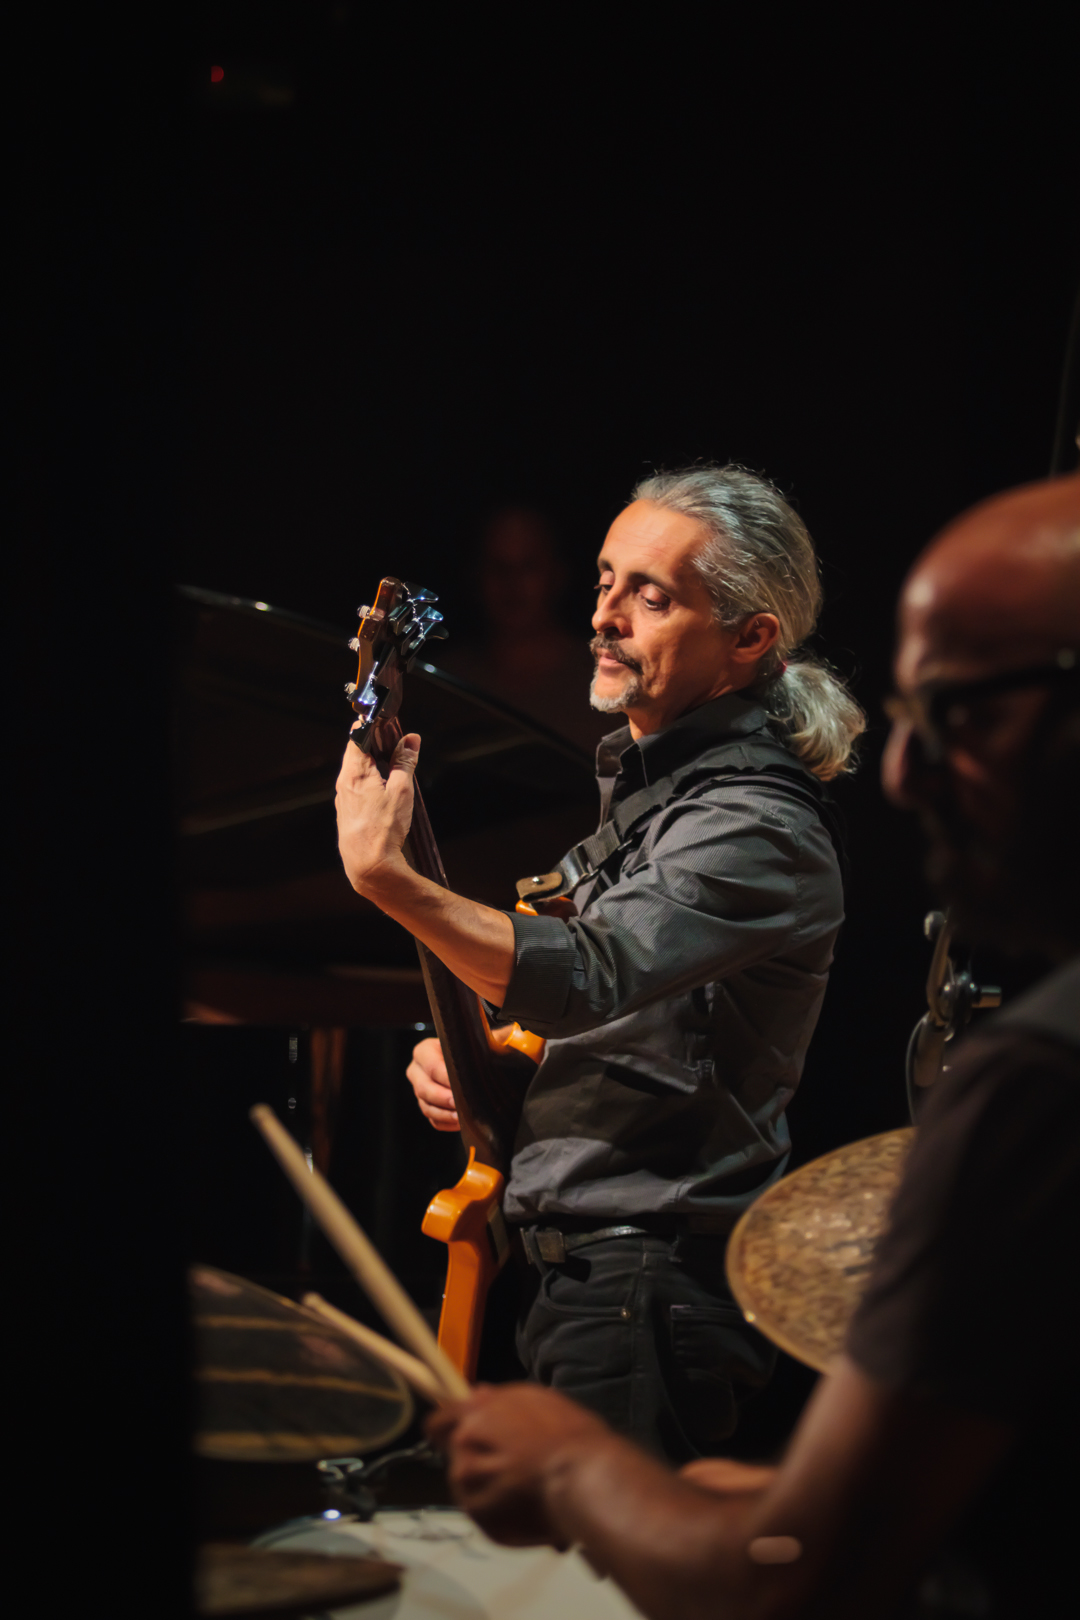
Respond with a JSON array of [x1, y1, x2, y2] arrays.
[[336, 730, 420, 896], [426, 1383, 611, 1547]]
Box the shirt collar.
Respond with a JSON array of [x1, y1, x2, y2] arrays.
[[595, 692, 770, 788]]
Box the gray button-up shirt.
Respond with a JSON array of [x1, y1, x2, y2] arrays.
[[498, 692, 844, 1228]]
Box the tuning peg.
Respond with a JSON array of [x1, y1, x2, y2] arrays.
[[344, 682, 359, 698], [427, 624, 449, 640], [356, 605, 371, 619], [347, 637, 361, 652], [402, 582, 437, 604]]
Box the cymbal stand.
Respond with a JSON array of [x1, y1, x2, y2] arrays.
[[905, 910, 1001, 1122]]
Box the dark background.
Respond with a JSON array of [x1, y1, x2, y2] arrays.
[[16, 4, 1077, 1609]]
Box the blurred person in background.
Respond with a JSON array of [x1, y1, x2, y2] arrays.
[[436, 506, 610, 756]]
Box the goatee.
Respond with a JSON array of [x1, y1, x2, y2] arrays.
[[589, 636, 643, 713], [590, 669, 643, 713]]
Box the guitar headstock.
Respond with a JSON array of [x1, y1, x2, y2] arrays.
[[344, 577, 447, 751]]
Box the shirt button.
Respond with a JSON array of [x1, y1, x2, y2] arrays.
[[620, 1307, 631, 1319]]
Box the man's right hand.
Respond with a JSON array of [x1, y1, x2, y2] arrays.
[[406, 1037, 459, 1131]]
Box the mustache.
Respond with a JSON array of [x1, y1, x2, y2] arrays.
[[590, 635, 642, 674]]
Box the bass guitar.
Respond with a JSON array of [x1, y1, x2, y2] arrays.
[[345, 576, 543, 1380]]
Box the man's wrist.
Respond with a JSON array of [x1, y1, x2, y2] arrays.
[[539, 1430, 622, 1543], [348, 850, 412, 903]]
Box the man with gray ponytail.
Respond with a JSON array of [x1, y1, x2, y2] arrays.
[[342, 463, 865, 1460]]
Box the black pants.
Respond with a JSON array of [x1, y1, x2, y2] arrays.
[[516, 1232, 776, 1463]]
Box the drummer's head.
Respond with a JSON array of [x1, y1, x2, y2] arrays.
[[883, 473, 1080, 955]]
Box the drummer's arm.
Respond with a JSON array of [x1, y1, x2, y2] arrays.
[[442, 1359, 1015, 1620], [336, 731, 515, 1006]]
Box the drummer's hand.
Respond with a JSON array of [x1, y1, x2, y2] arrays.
[[335, 729, 420, 895], [406, 1037, 459, 1131], [427, 1384, 610, 1547], [680, 1457, 777, 1496]]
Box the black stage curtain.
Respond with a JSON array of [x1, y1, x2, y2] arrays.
[[12, 8, 192, 1614]]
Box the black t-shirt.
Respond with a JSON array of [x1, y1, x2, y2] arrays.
[[847, 980, 1080, 1616]]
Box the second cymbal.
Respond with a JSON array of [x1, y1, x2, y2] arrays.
[[725, 1129, 914, 1374]]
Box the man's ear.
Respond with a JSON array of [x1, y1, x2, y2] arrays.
[[730, 612, 781, 664]]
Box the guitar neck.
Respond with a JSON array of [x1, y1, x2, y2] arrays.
[[376, 720, 520, 1176]]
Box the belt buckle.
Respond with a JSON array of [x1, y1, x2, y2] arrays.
[[519, 1227, 569, 1265], [520, 1227, 564, 1267], [536, 1228, 568, 1264]]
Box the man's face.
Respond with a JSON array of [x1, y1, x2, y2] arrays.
[[590, 500, 755, 736], [882, 573, 1071, 950]]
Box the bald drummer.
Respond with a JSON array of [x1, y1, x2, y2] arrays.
[[428, 473, 1080, 1620]]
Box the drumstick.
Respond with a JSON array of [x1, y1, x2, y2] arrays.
[[250, 1104, 470, 1401], [303, 1292, 447, 1407]]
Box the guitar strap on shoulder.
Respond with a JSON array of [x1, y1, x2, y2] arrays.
[[516, 745, 849, 907]]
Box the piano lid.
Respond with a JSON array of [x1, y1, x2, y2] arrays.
[[177, 586, 599, 1012]]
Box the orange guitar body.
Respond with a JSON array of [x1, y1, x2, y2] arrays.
[[420, 1003, 543, 1379], [422, 1148, 510, 1381]]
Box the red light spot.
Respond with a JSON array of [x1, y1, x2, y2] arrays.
[[210, 65, 224, 84]]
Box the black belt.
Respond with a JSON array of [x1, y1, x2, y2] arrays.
[[518, 1218, 729, 1267]]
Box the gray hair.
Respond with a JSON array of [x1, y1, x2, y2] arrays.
[[633, 464, 866, 780]]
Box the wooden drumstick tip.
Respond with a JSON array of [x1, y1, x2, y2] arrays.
[[302, 1292, 449, 1407], [747, 1536, 803, 1565], [248, 1101, 471, 1402]]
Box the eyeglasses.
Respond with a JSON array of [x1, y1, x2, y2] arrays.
[[883, 650, 1079, 764]]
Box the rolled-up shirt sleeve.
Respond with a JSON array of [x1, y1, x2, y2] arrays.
[[499, 784, 839, 1038], [500, 910, 580, 1026]]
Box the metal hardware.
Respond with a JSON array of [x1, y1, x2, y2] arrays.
[[516, 870, 570, 903], [346, 580, 449, 743], [905, 910, 1001, 1120], [315, 1441, 441, 1521]]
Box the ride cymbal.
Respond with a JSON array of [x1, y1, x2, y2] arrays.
[[725, 1129, 915, 1374]]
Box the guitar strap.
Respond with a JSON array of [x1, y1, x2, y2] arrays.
[[518, 742, 849, 907]]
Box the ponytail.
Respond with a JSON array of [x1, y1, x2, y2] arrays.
[[757, 654, 865, 781], [632, 464, 867, 780]]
